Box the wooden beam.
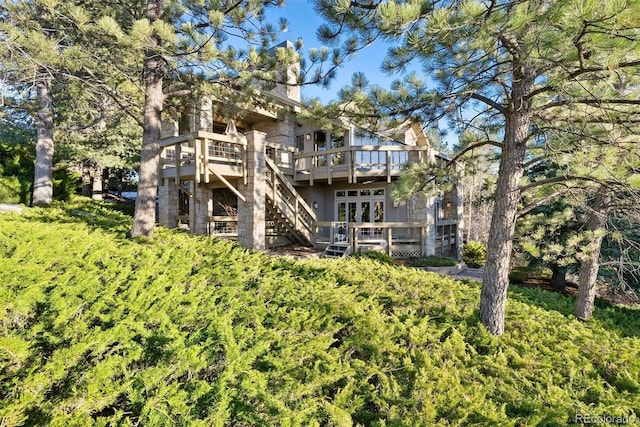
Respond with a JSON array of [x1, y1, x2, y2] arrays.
[[160, 132, 197, 148], [177, 183, 200, 204], [208, 165, 246, 202], [193, 137, 200, 184], [175, 143, 181, 184], [203, 138, 210, 184], [386, 153, 391, 183]]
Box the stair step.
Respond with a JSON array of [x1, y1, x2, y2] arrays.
[[321, 244, 350, 258]]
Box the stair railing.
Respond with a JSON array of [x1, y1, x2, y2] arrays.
[[265, 156, 317, 244]]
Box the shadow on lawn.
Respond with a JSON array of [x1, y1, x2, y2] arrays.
[[508, 284, 640, 338], [23, 199, 134, 237]]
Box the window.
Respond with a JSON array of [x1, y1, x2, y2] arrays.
[[435, 198, 444, 221], [331, 133, 345, 165], [314, 131, 327, 167], [335, 188, 385, 225], [295, 135, 305, 152]]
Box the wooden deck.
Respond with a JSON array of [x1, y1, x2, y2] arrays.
[[159, 131, 433, 185], [293, 145, 432, 184]]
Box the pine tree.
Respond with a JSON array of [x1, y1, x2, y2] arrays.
[[0, 0, 130, 205], [76, 0, 293, 238], [313, 0, 640, 334]]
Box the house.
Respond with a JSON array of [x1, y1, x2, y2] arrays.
[[157, 43, 463, 258]]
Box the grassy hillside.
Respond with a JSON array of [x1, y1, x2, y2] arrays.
[[1, 200, 639, 426]]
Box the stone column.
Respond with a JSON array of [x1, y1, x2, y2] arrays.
[[198, 96, 213, 132], [193, 183, 212, 235], [408, 193, 436, 256], [237, 131, 267, 250], [158, 179, 179, 228]]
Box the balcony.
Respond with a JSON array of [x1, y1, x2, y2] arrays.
[[160, 131, 247, 183], [293, 145, 431, 184]]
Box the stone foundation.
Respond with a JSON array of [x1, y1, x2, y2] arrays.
[[237, 131, 267, 250]]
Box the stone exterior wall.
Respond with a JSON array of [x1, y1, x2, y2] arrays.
[[408, 193, 436, 256], [256, 112, 296, 148], [158, 179, 179, 228], [237, 131, 267, 250], [192, 183, 212, 235]]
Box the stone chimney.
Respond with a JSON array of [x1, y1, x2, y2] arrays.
[[268, 40, 301, 103]]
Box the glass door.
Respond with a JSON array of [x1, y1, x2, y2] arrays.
[[335, 189, 385, 242]]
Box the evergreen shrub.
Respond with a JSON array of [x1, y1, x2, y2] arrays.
[[0, 176, 22, 203], [1, 202, 639, 426], [410, 256, 458, 267], [354, 250, 395, 265], [462, 241, 487, 268], [509, 266, 530, 284]]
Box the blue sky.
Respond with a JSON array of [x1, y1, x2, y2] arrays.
[[267, 0, 397, 103], [262, 1, 458, 149]]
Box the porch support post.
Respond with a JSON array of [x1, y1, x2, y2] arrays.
[[193, 183, 212, 235], [158, 178, 178, 228], [237, 130, 267, 250], [409, 193, 436, 256]]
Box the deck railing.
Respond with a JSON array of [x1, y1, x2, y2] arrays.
[[160, 131, 247, 183], [160, 133, 431, 186], [293, 145, 431, 184], [265, 156, 317, 244], [209, 215, 238, 238], [266, 142, 296, 175], [315, 221, 428, 258]]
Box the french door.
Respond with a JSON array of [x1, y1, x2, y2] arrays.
[[335, 189, 385, 241]]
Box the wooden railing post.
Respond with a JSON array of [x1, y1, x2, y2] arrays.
[[175, 143, 181, 184], [203, 138, 210, 184], [193, 137, 200, 184], [387, 226, 392, 256], [386, 149, 391, 183], [243, 142, 248, 186], [346, 150, 353, 184], [271, 169, 277, 206], [352, 224, 359, 254]]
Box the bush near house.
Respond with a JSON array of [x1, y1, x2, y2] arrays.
[[410, 255, 459, 268], [353, 250, 395, 265], [1, 201, 639, 426], [463, 240, 487, 268]]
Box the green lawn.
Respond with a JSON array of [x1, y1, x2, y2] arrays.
[[1, 200, 639, 426]]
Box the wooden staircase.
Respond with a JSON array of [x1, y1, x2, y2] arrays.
[[265, 157, 317, 246], [321, 243, 351, 258]]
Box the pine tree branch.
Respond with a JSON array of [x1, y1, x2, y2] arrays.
[[468, 93, 507, 115], [57, 111, 107, 133], [539, 98, 640, 111], [528, 59, 640, 99], [450, 140, 502, 164], [517, 187, 575, 217], [520, 175, 607, 193]]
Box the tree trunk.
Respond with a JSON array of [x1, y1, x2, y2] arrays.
[[574, 188, 609, 320], [479, 67, 535, 335], [82, 161, 92, 197], [467, 170, 474, 243], [131, 0, 164, 238], [550, 267, 566, 291], [32, 76, 54, 206], [102, 167, 110, 199], [92, 165, 103, 200]]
